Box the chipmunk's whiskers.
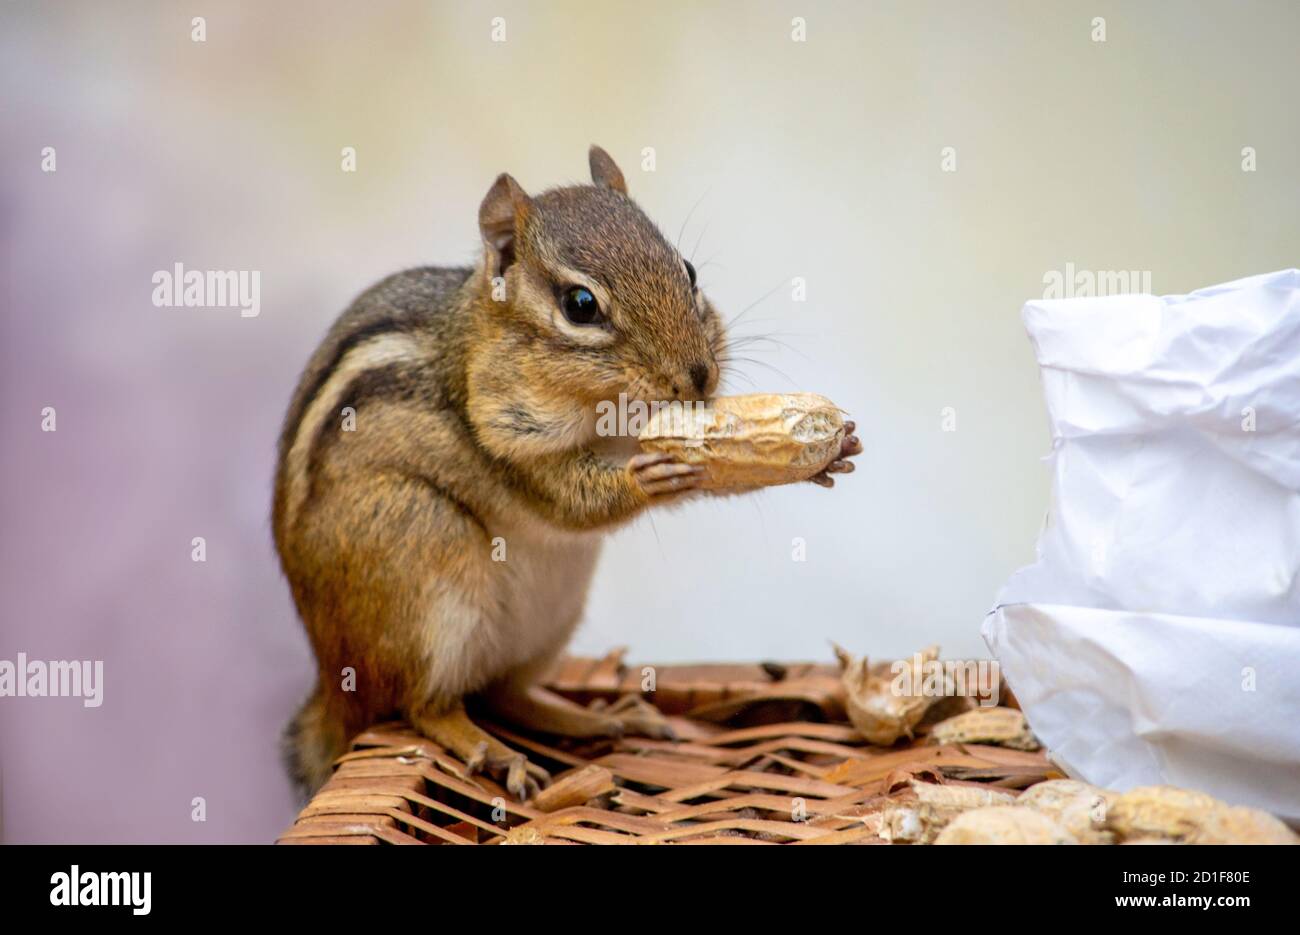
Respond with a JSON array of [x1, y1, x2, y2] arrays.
[[725, 332, 810, 360], [714, 359, 757, 391], [723, 354, 796, 387], [725, 278, 788, 331], [675, 189, 712, 254], [689, 220, 712, 265]]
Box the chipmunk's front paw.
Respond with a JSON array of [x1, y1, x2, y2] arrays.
[[809, 421, 862, 489], [589, 694, 678, 741], [628, 451, 704, 498]]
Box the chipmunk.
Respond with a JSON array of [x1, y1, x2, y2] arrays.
[[273, 146, 862, 799]]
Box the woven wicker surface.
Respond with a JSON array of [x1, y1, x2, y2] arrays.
[[277, 650, 1057, 845]]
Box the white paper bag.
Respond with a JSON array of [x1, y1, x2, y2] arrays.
[[983, 269, 1300, 821]]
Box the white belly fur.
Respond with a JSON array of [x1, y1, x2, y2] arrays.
[[419, 522, 602, 700], [489, 527, 602, 676]]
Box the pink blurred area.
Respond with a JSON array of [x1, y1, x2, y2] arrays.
[[0, 4, 431, 842]]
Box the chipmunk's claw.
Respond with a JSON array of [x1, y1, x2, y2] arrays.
[[595, 694, 678, 741], [504, 755, 548, 801], [629, 452, 705, 497], [465, 740, 489, 776], [421, 709, 550, 801], [474, 750, 548, 801], [810, 421, 861, 488]]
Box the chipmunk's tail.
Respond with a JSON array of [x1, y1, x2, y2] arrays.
[[282, 682, 348, 801]]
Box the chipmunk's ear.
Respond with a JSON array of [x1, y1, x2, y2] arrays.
[[478, 172, 532, 275], [588, 145, 627, 194]]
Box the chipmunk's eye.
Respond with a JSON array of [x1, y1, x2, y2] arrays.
[[560, 285, 603, 325], [684, 259, 697, 289]]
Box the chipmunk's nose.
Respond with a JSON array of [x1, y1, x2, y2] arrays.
[[686, 361, 717, 397], [689, 362, 710, 396], [663, 361, 715, 400]]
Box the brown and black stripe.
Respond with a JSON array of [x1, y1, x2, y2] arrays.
[[272, 266, 475, 534]]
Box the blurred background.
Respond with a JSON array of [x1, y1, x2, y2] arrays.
[[1, 0, 1296, 842]]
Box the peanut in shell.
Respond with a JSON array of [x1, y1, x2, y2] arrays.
[[935, 806, 1075, 845], [638, 392, 845, 490], [929, 706, 1040, 751]]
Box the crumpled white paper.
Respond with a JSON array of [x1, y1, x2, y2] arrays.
[[983, 269, 1300, 821]]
